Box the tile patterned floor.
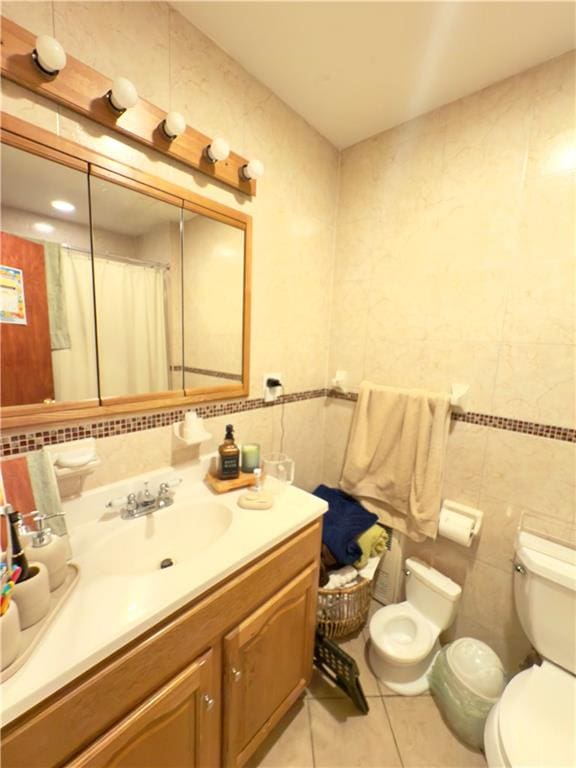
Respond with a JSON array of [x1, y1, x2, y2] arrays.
[[247, 619, 487, 768]]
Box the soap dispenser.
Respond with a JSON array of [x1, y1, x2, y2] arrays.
[[218, 424, 240, 480], [25, 513, 68, 591]]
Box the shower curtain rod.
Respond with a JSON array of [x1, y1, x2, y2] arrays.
[[62, 244, 171, 271]]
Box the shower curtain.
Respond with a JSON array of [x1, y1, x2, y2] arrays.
[[94, 256, 169, 397], [52, 248, 169, 400]]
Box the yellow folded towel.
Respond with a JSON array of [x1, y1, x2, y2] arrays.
[[354, 524, 388, 570]]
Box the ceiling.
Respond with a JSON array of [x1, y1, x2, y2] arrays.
[[172, 1, 575, 148]]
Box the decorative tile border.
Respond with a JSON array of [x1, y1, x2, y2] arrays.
[[171, 365, 242, 382], [450, 411, 576, 441], [327, 389, 576, 443], [0, 389, 327, 458], [1, 387, 574, 458]]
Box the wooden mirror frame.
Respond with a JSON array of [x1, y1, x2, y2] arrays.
[[0, 113, 252, 430]]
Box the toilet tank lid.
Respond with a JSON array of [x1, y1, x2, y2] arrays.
[[517, 532, 576, 591], [405, 558, 461, 600]]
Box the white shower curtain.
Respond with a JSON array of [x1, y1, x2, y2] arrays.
[[52, 248, 169, 401], [94, 257, 169, 397]]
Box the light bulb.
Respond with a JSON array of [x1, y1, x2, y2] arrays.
[[205, 137, 230, 163], [162, 111, 186, 140], [107, 77, 138, 112], [241, 159, 264, 181], [51, 200, 76, 213], [33, 35, 67, 75]]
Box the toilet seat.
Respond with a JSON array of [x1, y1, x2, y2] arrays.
[[485, 662, 576, 767], [370, 603, 436, 665]]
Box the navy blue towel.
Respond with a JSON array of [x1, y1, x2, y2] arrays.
[[313, 485, 378, 566]]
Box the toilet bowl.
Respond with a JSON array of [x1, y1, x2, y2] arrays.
[[483, 530, 576, 767], [369, 557, 462, 695]]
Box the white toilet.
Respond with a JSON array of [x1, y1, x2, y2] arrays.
[[369, 557, 462, 695], [483, 530, 576, 768]]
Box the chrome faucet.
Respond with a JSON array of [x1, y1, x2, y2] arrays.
[[106, 478, 181, 519]]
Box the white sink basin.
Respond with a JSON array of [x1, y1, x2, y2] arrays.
[[91, 501, 233, 576]]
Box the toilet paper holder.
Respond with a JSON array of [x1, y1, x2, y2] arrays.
[[439, 500, 483, 543]]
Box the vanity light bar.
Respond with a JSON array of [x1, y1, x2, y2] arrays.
[[1, 17, 258, 195]]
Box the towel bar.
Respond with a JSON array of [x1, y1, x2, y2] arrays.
[[330, 372, 469, 411]]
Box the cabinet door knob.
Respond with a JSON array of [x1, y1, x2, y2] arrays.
[[203, 694, 215, 711], [231, 667, 242, 682]]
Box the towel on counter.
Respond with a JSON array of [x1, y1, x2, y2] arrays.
[[354, 523, 388, 569], [313, 485, 378, 565], [340, 381, 451, 542]]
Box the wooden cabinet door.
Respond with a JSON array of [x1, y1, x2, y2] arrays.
[[223, 563, 318, 767], [66, 648, 220, 768]]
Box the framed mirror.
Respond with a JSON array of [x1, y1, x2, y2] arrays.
[[0, 143, 98, 407], [0, 114, 251, 428], [88, 172, 184, 401], [182, 206, 245, 391]]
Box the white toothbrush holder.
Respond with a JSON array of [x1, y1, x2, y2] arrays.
[[1, 601, 21, 670], [12, 563, 50, 629]]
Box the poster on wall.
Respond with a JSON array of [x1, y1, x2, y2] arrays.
[[0, 265, 27, 325]]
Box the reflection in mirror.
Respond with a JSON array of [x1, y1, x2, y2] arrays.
[[0, 145, 97, 406], [88, 177, 184, 399], [182, 210, 245, 388]]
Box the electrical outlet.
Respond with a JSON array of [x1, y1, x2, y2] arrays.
[[263, 372, 283, 402]]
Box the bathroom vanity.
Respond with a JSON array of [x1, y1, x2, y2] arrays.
[[1, 463, 325, 768]]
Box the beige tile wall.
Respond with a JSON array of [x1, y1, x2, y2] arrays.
[[326, 52, 576, 671], [2, 3, 574, 673], [1, 0, 340, 477]]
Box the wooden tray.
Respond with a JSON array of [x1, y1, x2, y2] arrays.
[[1, 562, 80, 681], [205, 471, 256, 494]]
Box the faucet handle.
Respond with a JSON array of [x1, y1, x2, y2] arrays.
[[158, 478, 182, 495]]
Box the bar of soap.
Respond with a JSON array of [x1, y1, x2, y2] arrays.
[[237, 490, 273, 510]]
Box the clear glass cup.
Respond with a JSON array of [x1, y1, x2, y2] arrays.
[[261, 453, 295, 493]]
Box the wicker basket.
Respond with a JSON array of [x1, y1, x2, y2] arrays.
[[317, 577, 372, 639]]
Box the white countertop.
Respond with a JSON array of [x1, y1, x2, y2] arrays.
[[1, 458, 326, 726]]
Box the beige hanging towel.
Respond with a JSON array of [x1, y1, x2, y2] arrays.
[[340, 382, 451, 542]]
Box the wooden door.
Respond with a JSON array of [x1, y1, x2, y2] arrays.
[[65, 648, 220, 768], [223, 564, 318, 767], [0, 232, 54, 406]]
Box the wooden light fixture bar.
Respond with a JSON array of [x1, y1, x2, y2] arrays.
[[0, 17, 257, 196]]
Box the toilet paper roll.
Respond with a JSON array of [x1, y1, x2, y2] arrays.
[[438, 510, 475, 547]]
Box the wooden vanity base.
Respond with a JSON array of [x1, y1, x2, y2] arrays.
[[1, 521, 321, 768]]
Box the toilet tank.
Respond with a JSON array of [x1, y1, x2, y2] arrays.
[[405, 557, 462, 630], [515, 531, 576, 674]]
